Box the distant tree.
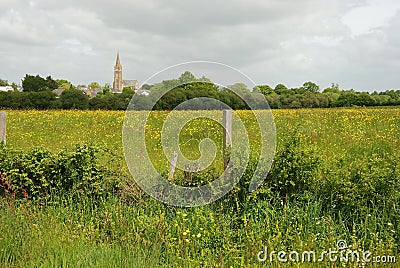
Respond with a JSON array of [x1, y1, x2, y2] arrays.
[[300, 92, 319, 107], [22, 74, 48, 92], [122, 87, 135, 95], [323, 92, 340, 107], [316, 94, 329, 108], [217, 88, 248, 110], [302, 81, 320, 93], [102, 83, 112, 95], [184, 82, 219, 94], [0, 79, 8, 86], [96, 83, 112, 98], [60, 89, 89, 109], [56, 79, 76, 90], [274, 84, 288, 95], [229, 83, 250, 92], [58, 82, 71, 90], [356, 92, 375, 106], [336, 90, 358, 107], [56, 79, 69, 87], [154, 88, 187, 110], [382, 90, 400, 100], [198, 76, 212, 83], [46, 76, 58, 90], [289, 100, 302, 108], [109, 93, 133, 110], [92, 94, 124, 110], [179, 71, 197, 85], [11, 82, 18, 91], [265, 94, 282, 109], [89, 97, 107, 110], [256, 85, 275, 96], [131, 95, 153, 110], [150, 82, 165, 92], [323, 83, 340, 94], [280, 94, 299, 108], [88, 82, 101, 90], [288, 87, 305, 94], [29, 91, 58, 109], [141, 84, 152, 91], [371, 94, 391, 105]]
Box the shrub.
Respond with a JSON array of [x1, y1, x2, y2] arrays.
[[0, 144, 117, 201], [217, 135, 320, 213], [265, 135, 320, 201]]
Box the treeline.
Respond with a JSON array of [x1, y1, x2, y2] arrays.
[[259, 83, 400, 108], [130, 73, 400, 110], [0, 74, 136, 110], [1, 72, 399, 110], [0, 89, 135, 110]]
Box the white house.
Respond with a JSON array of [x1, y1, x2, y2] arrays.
[[0, 86, 13, 92], [136, 89, 150, 96]]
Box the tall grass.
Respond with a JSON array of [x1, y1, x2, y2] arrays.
[[1, 108, 399, 267]]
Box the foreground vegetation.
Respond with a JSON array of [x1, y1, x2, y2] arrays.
[[1, 108, 399, 267]]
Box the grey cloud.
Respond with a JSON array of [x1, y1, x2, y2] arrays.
[[0, 0, 399, 91]]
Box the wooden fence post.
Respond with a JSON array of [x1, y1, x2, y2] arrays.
[[223, 110, 232, 169], [0, 112, 5, 146], [168, 151, 178, 179]]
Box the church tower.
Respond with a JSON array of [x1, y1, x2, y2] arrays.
[[113, 52, 123, 91]]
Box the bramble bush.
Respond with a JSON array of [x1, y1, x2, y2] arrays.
[[0, 144, 119, 201], [317, 149, 400, 219], [217, 134, 320, 213]]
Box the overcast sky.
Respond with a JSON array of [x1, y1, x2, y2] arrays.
[[1, 0, 399, 91]]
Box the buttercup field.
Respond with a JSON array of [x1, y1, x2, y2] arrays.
[[1, 0, 400, 266], [1, 108, 399, 267]]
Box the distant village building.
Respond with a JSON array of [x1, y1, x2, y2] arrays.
[[135, 89, 150, 96], [123, 79, 140, 91], [112, 52, 141, 93], [0, 86, 13, 92], [76, 85, 103, 98], [88, 88, 103, 97], [52, 88, 65, 96]]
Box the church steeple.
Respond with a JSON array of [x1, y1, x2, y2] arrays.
[[115, 51, 121, 68], [113, 51, 123, 91]]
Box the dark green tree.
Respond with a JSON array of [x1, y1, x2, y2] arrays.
[[257, 85, 275, 96], [274, 84, 289, 95], [336, 90, 358, 107], [179, 71, 197, 85], [0, 79, 8, 86], [60, 89, 89, 109], [22, 74, 47, 92], [46, 76, 58, 90], [29, 91, 58, 109], [302, 81, 320, 93], [323, 83, 340, 94], [141, 84, 152, 91], [11, 82, 18, 91]]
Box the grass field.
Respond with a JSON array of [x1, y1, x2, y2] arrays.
[[1, 108, 399, 267]]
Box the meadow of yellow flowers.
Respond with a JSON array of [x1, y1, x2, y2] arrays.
[[1, 107, 399, 267]]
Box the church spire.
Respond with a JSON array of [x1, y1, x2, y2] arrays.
[[113, 51, 123, 91], [116, 51, 121, 66]]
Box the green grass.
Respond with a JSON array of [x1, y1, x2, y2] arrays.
[[1, 108, 399, 267]]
